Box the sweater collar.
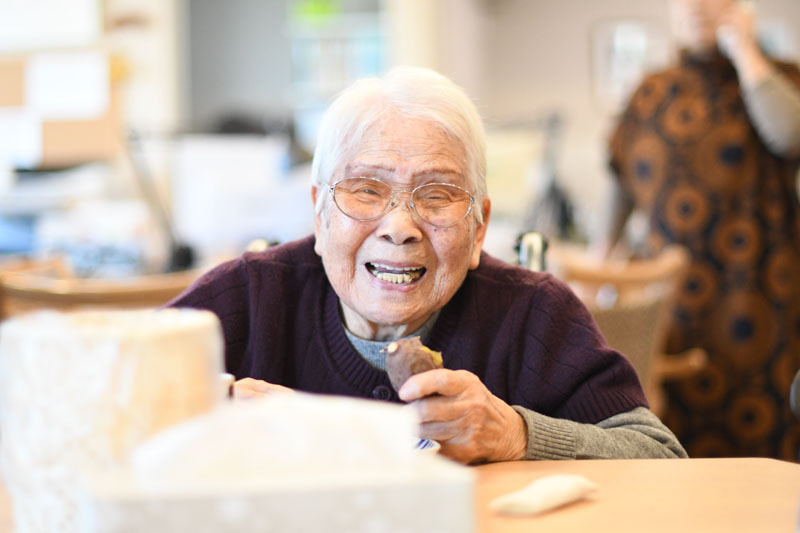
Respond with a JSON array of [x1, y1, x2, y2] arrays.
[[320, 274, 465, 396], [343, 310, 441, 371]]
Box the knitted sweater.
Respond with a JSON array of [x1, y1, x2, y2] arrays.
[[169, 236, 685, 459], [170, 235, 647, 416]]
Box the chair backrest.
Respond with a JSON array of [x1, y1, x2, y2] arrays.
[[543, 242, 691, 413], [791, 369, 800, 421], [0, 256, 201, 320], [546, 243, 689, 308]]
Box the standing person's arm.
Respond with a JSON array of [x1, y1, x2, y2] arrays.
[[741, 72, 800, 158], [718, 2, 800, 157]]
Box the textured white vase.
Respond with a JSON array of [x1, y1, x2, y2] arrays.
[[0, 308, 224, 533]]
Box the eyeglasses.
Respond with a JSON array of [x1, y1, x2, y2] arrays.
[[329, 177, 474, 228]]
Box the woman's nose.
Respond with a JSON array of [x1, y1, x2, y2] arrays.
[[378, 195, 423, 244]]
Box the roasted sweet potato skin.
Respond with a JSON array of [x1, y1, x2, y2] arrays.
[[382, 336, 443, 393]]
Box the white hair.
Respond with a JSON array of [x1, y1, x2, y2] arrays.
[[311, 66, 487, 223]]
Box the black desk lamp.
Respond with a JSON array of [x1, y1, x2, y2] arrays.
[[124, 129, 195, 272]]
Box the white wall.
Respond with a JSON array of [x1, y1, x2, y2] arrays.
[[184, 0, 293, 131]]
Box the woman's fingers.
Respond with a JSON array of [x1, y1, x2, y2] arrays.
[[233, 377, 295, 399], [400, 369, 527, 464], [398, 368, 475, 401]]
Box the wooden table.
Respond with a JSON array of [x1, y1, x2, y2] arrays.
[[1, 458, 798, 532], [476, 458, 800, 532]]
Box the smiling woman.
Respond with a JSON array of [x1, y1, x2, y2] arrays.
[[311, 110, 487, 341], [168, 66, 687, 464]]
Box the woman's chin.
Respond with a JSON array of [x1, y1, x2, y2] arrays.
[[357, 307, 431, 334]]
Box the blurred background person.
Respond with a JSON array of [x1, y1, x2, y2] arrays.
[[597, 0, 800, 459]]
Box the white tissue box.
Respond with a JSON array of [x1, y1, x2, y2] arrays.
[[79, 457, 475, 533]]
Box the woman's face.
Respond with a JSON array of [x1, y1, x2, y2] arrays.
[[312, 113, 490, 339], [669, 0, 735, 53]]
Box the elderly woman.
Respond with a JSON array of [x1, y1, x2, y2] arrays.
[[169, 66, 686, 463]]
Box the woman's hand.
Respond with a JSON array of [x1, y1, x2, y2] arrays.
[[233, 377, 295, 400], [398, 369, 528, 464], [717, 2, 771, 87], [716, 0, 759, 58]]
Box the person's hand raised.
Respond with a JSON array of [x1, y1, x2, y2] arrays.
[[398, 368, 528, 464], [716, 1, 772, 87], [716, 1, 758, 60], [717, 2, 770, 86]]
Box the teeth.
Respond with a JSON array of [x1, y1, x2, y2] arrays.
[[370, 262, 421, 272], [374, 271, 417, 284], [367, 262, 424, 284], [367, 263, 425, 283]]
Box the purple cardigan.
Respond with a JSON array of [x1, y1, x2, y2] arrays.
[[168, 236, 647, 424]]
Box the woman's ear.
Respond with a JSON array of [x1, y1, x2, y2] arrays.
[[311, 185, 324, 256], [470, 198, 491, 269]]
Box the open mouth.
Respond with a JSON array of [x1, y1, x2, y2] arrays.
[[366, 262, 426, 284]]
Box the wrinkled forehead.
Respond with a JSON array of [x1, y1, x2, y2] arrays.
[[337, 115, 468, 185]]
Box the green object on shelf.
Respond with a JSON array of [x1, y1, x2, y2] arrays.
[[290, 0, 341, 25]]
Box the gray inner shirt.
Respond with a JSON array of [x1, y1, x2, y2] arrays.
[[344, 310, 440, 371]]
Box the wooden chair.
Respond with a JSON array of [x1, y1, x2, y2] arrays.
[[543, 240, 707, 416], [0, 255, 202, 321]]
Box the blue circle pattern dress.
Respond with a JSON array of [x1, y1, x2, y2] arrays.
[[610, 49, 800, 460]]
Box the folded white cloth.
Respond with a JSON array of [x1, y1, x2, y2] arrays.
[[489, 474, 597, 515]]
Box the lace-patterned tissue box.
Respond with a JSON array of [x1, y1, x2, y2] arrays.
[[0, 309, 224, 533]]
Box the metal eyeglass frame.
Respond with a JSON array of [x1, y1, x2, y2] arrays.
[[328, 176, 475, 228]]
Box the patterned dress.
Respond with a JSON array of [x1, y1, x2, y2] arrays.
[[610, 50, 800, 460]]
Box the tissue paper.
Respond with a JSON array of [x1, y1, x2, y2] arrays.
[[489, 474, 597, 515]]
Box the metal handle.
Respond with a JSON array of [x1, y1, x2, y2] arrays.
[[519, 232, 548, 272]]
